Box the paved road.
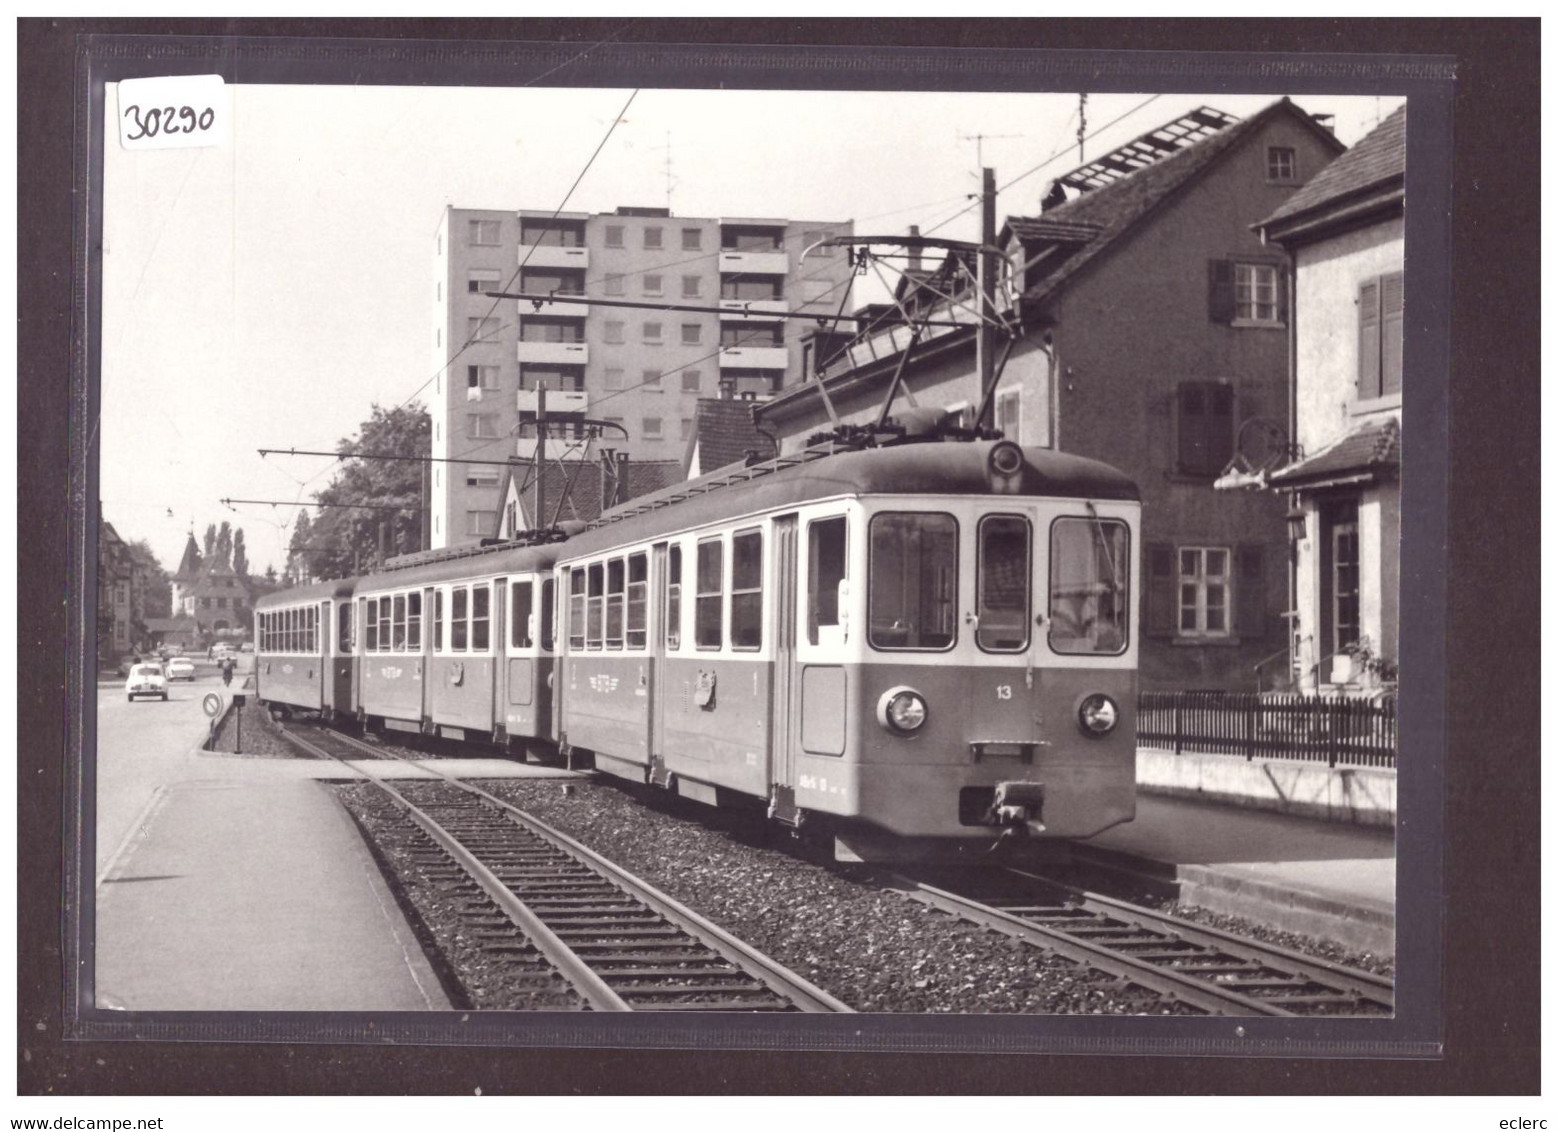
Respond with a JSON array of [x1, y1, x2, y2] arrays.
[[94, 655, 252, 881]]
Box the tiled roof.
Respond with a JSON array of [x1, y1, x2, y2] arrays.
[[173, 533, 202, 580], [1261, 104, 1405, 230], [1268, 418, 1399, 487], [1004, 217, 1103, 244], [689, 398, 776, 475], [1009, 100, 1331, 304]]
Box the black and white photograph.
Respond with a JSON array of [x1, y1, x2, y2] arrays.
[[19, 20, 1539, 1105]]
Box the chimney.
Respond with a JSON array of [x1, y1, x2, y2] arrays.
[[1041, 180, 1067, 212], [1310, 112, 1336, 136], [907, 225, 922, 274]]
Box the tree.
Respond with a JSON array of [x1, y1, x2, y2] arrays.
[[203, 523, 216, 560], [287, 511, 314, 584], [233, 529, 248, 576], [215, 522, 233, 570], [291, 403, 430, 581]]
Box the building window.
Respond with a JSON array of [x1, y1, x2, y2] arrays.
[[1324, 507, 1361, 657], [466, 466, 500, 487], [682, 228, 702, 251], [468, 269, 502, 294], [467, 365, 501, 390], [721, 323, 782, 348], [681, 369, 702, 393], [604, 224, 624, 248], [1177, 547, 1231, 638], [603, 320, 625, 345], [604, 274, 625, 296], [520, 318, 584, 344], [604, 366, 625, 390], [1267, 146, 1296, 182], [1175, 381, 1235, 477], [641, 369, 662, 392], [801, 279, 834, 304], [681, 323, 702, 346], [521, 222, 583, 248], [1208, 259, 1283, 325], [680, 417, 694, 441], [466, 511, 498, 538], [643, 274, 664, 296], [995, 389, 1021, 444], [1358, 271, 1404, 400], [1235, 262, 1281, 323], [643, 322, 663, 345], [467, 414, 499, 439], [466, 317, 502, 343], [644, 227, 663, 249], [642, 416, 663, 439], [682, 275, 702, 299], [468, 219, 500, 246], [721, 275, 784, 301]]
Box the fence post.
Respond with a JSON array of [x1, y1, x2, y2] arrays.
[[1173, 698, 1182, 755], [1245, 694, 1256, 761], [1327, 699, 1339, 768]]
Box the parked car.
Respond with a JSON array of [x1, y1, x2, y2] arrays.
[[164, 656, 196, 682], [238, 641, 254, 653], [125, 663, 168, 702], [211, 644, 235, 660]]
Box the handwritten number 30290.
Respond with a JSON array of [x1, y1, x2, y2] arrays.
[[124, 103, 215, 141]]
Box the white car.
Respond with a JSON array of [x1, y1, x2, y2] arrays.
[[125, 663, 168, 702], [164, 656, 196, 681]]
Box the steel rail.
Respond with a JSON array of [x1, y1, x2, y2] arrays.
[[882, 873, 1284, 1017], [292, 722, 850, 1013], [1003, 866, 1395, 1010], [276, 724, 628, 1010]]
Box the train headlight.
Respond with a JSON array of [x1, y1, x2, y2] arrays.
[[987, 440, 1024, 493], [1077, 694, 1119, 737], [877, 686, 928, 734]]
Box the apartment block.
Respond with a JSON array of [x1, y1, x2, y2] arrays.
[[430, 206, 853, 548]]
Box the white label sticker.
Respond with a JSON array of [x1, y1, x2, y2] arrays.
[[118, 75, 228, 150]]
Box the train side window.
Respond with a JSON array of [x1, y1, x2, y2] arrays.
[[472, 585, 490, 651], [666, 545, 682, 650], [695, 538, 724, 649], [540, 578, 555, 652], [288, 608, 296, 652], [377, 600, 391, 653], [512, 581, 534, 649], [433, 590, 444, 654], [407, 592, 422, 650], [626, 553, 648, 649], [731, 529, 763, 650], [451, 586, 469, 652], [365, 602, 377, 652], [587, 563, 605, 650], [605, 558, 625, 649], [807, 516, 848, 646], [868, 512, 959, 651], [338, 602, 353, 653], [569, 568, 586, 650], [392, 595, 407, 650], [1048, 516, 1130, 655], [977, 515, 1032, 652]]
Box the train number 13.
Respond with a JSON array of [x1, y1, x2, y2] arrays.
[[996, 685, 1013, 700]]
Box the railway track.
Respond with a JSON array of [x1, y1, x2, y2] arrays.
[[886, 867, 1394, 1018], [279, 721, 850, 1013]]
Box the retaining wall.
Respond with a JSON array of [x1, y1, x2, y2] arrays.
[[1136, 747, 1396, 827]]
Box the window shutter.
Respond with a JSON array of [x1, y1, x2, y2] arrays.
[[1235, 544, 1266, 640], [1381, 271, 1404, 396], [1208, 384, 1235, 474], [1358, 278, 1382, 399], [1275, 265, 1289, 325], [1208, 259, 1236, 324], [1145, 543, 1176, 637]]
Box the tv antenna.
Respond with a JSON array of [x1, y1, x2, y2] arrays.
[[958, 131, 1023, 172]]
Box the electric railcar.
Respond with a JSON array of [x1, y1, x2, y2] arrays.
[[552, 437, 1140, 860], [254, 436, 1141, 860], [254, 577, 360, 719]]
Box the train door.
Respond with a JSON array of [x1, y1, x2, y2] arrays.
[[318, 601, 331, 709], [491, 577, 507, 739], [768, 515, 801, 821], [355, 597, 368, 714], [421, 586, 436, 729], [334, 598, 354, 718], [647, 542, 670, 786]]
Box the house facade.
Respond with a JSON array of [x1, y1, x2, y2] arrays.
[[1256, 105, 1405, 693], [429, 205, 853, 549], [758, 101, 1345, 690]]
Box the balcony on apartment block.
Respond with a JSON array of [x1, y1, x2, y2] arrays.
[[718, 298, 790, 321], [517, 295, 587, 318], [515, 341, 589, 366], [515, 434, 591, 461], [515, 388, 589, 417], [718, 250, 789, 276], [718, 345, 789, 370], [518, 244, 590, 271]]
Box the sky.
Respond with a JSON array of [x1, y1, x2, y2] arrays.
[[100, 83, 1405, 577]]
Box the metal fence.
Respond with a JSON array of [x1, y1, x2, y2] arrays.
[[1137, 691, 1397, 769]]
